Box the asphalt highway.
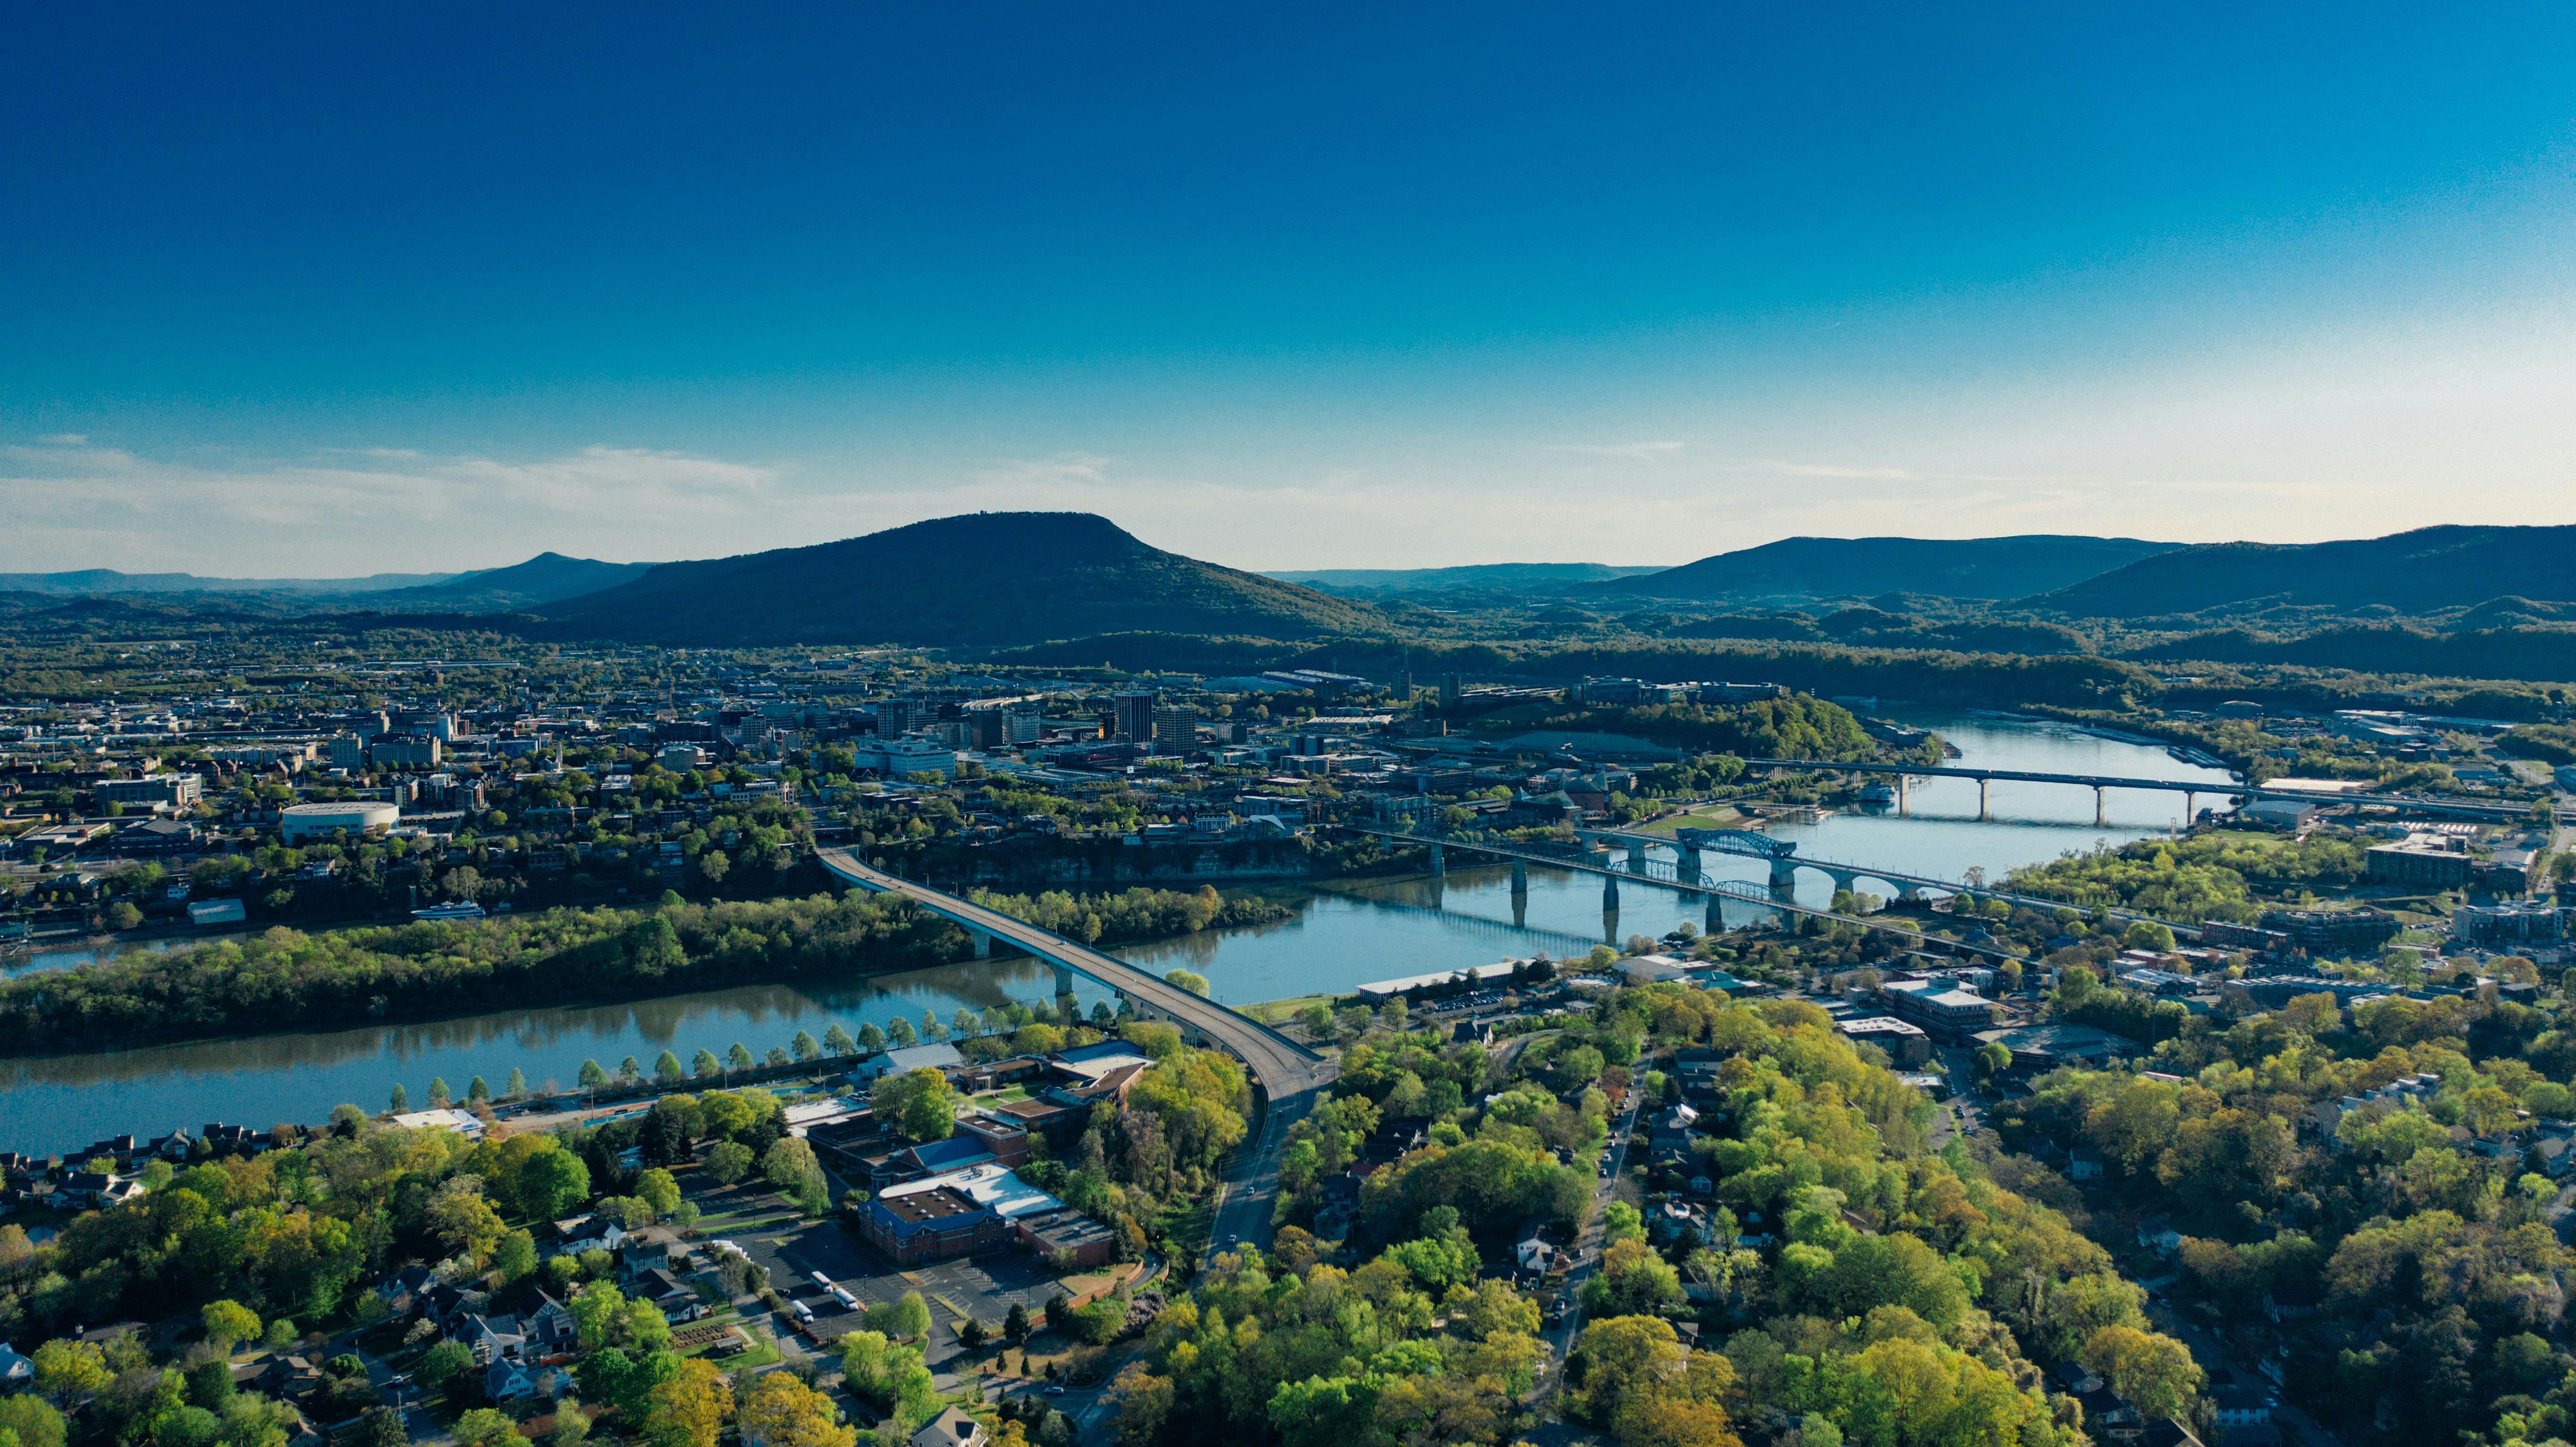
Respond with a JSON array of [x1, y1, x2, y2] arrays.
[[813, 847, 1336, 1253]]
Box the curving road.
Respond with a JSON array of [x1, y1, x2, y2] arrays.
[[813, 847, 1336, 1248]]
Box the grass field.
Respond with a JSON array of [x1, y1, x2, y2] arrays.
[[1238, 992, 1347, 1022], [1629, 805, 1749, 836]]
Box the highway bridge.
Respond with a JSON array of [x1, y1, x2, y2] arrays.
[[1741, 757, 2564, 824], [815, 847, 1330, 1095], [1339, 825, 2063, 958], [814, 847, 1333, 1251]]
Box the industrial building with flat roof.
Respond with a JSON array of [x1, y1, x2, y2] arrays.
[[1878, 978, 1998, 1039], [856, 1163, 1065, 1266]]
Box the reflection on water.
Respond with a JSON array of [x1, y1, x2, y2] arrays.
[[0, 714, 2237, 1154], [6, 935, 215, 979], [0, 957, 1118, 1155]]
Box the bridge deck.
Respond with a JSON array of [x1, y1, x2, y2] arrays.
[[1356, 825, 2198, 939], [1742, 757, 2566, 821], [814, 848, 1331, 1096]]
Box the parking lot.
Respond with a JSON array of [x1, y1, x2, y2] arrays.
[[702, 1183, 1084, 1369]]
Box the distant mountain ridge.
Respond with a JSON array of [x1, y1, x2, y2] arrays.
[[536, 512, 1386, 647], [0, 567, 458, 596], [1599, 534, 2182, 602], [380, 552, 654, 608], [1266, 562, 1666, 594], [2032, 524, 2576, 617]]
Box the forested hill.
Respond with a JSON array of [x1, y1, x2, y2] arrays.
[[535, 512, 1387, 647], [1267, 562, 1664, 594], [380, 551, 652, 608], [2035, 523, 2576, 617], [1600, 534, 2179, 602]]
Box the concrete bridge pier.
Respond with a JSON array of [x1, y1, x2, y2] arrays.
[[1676, 846, 1702, 884], [1826, 870, 1856, 897], [1704, 892, 1724, 933], [2094, 787, 2107, 827], [1602, 874, 1621, 909], [1054, 962, 1079, 997], [1898, 774, 1911, 815], [1428, 841, 1445, 877], [1977, 777, 1991, 821], [972, 929, 994, 959], [1511, 891, 1528, 929], [2183, 790, 2196, 823], [1510, 858, 1528, 896], [1627, 838, 1650, 873], [1768, 856, 1799, 892]]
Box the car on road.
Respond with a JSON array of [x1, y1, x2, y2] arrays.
[[1044, 1386, 1065, 1397]]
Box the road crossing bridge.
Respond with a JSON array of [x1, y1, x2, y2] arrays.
[[1344, 824, 2197, 941], [1740, 757, 2566, 825], [815, 847, 1331, 1096]]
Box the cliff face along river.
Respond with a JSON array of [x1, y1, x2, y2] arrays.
[[2, 714, 2234, 1154]]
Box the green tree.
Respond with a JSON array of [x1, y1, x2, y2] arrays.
[[691, 1050, 722, 1079], [496, 1229, 539, 1282], [578, 1059, 608, 1090], [763, 1137, 824, 1193], [2123, 919, 2178, 952], [873, 1067, 957, 1143], [389, 1083, 410, 1112], [201, 1300, 261, 1351], [637, 1168, 682, 1218], [705, 1141, 755, 1185], [792, 1030, 820, 1061], [1164, 969, 1209, 996], [362, 1408, 410, 1447], [654, 1051, 685, 1084], [727, 1043, 755, 1071], [32, 1340, 108, 1403], [413, 1341, 475, 1393], [0, 1396, 66, 1447], [892, 1291, 932, 1342]]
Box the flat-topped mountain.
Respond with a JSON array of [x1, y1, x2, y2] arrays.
[[1598, 534, 2180, 602], [2032, 524, 2576, 617], [536, 512, 1386, 647]]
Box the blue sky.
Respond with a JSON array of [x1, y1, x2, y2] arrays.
[[6, 3, 2576, 575]]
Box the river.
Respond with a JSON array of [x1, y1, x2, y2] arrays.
[[0, 713, 2233, 1154]]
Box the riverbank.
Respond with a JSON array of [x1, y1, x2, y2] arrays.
[[0, 883, 1293, 1058], [0, 714, 2249, 1154]]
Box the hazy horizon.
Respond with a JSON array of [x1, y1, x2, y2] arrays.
[[9, 4, 2576, 576]]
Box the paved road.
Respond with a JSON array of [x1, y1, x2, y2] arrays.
[[815, 848, 1337, 1255], [2145, 1302, 2351, 1447], [1536, 1066, 1647, 1388], [1210, 1078, 1317, 1254]]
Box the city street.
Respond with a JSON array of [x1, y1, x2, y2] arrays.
[[1536, 1060, 1648, 1391]]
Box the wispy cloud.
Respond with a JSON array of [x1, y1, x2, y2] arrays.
[[1549, 440, 1685, 461], [0, 441, 780, 573], [1765, 460, 1920, 480]]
